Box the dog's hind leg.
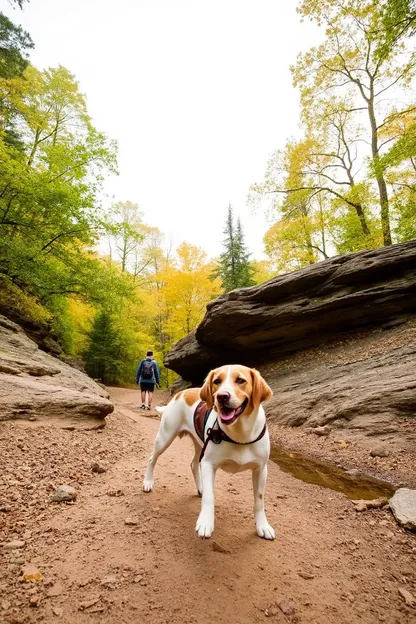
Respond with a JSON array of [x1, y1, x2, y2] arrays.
[[143, 412, 178, 493], [190, 437, 202, 496]]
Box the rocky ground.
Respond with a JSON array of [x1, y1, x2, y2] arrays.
[[1, 388, 415, 624]]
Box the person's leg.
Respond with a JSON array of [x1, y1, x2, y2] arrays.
[[140, 387, 146, 408], [147, 391, 153, 409]]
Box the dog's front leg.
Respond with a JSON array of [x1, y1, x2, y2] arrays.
[[195, 459, 216, 538], [252, 465, 275, 540]]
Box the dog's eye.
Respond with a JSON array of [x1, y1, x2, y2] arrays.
[[236, 377, 246, 385], [213, 378, 221, 385]]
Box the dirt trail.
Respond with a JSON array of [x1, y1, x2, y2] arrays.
[[1, 388, 415, 624]]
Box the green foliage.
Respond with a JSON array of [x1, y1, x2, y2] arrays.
[[215, 204, 254, 291], [375, 0, 416, 60], [0, 12, 33, 79], [84, 309, 125, 385]]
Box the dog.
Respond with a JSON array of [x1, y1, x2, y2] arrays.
[[143, 364, 275, 540]]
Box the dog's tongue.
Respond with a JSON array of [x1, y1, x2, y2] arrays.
[[220, 408, 237, 422]]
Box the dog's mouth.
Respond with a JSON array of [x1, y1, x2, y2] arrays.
[[217, 398, 248, 425]]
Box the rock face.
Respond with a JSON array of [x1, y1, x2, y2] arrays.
[[165, 242, 416, 449], [389, 488, 416, 531], [166, 241, 416, 382], [0, 315, 113, 429]]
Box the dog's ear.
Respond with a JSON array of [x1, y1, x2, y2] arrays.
[[200, 370, 215, 409], [250, 368, 272, 410]]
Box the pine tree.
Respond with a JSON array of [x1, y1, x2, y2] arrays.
[[84, 310, 124, 385], [215, 204, 254, 292]]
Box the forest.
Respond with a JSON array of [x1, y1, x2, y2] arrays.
[[0, 0, 415, 386]]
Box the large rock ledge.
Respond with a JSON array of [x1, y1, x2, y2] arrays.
[[0, 315, 114, 429], [165, 241, 416, 382]]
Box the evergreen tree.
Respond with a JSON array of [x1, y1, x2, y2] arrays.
[[84, 310, 124, 385], [215, 204, 254, 291]]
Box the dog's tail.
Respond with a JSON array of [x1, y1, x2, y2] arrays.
[[155, 405, 166, 416]]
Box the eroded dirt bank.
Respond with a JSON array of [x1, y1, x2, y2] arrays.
[[0, 389, 415, 624]]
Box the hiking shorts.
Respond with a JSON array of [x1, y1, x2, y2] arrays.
[[140, 382, 155, 392]]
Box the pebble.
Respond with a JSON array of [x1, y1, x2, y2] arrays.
[[29, 595, 40, 607], [91, 461, 108, 474], [52, 606, 63, 617], [9, 557, 25, 565], [298, 572, 315, 580], [124, 518, 138, 526], [1, 600, 11, 611], [370, 445, 390, 458], [3, 540, 25, 550], [277, 600, 294, 616], [212, 541, 230, 554], [21, 563, 43, 583], [47, 582, 64, 597], [101, 574, 118, 586], [51, 485, 77, 503], [398, 587, 416, 607]]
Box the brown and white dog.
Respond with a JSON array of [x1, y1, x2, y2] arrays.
[[143, 365, 275, 540]]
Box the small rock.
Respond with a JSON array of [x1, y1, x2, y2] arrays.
[[78, 597, 100, 610], [0, 505, 11, 512], [28, 416, 36, 422], [3, 540, 25, 550], [101, 574, 118, 586], [212, 541, 230, 554], [398, 587, 415, 607], [389, 488, 416, 531], [352, 498, 388, 512], [1, 600, 11, 611], [134, 575, 144, 583], [52, 606, 63, 617], [29, 595, 40, 607], [9, 557, 25, 565], [346, 469, 362, 477], [298, 572, 315, 580], [277, 600, 294, 616], [91, 461, 108, 474], [370, 445, 389, 458], [22, 563, 43, 583], [51, 485, 77, 503], [312, 425, 331, 436], [47, 582, 64, 597], [107, 489, 124, 497], [124, 518, 138, 526], [269, 607, 279, 616]]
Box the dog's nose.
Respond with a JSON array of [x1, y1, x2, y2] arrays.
[[216, 392, 230, 403]]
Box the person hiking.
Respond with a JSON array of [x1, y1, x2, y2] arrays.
[[136, 350, 160, 410]]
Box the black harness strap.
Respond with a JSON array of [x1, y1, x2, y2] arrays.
[[199, 416, 267, 463]]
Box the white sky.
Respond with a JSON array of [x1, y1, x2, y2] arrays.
[[5, 0, 322, 259]]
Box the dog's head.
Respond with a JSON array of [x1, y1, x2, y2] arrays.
[[200, 365, 272, 425]]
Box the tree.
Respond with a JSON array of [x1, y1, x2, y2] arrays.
[[215, 204, 254, 291], [0, 64, 117, 306], [294, 0, 416, 245], [0, 13, 33, 79], [105, 201, 146, 274], [84, 309, 124, 385]]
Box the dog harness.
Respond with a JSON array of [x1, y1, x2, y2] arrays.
[[193, 401, 267, 463]]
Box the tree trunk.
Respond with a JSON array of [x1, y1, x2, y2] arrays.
[[368, 91, 392, 245]]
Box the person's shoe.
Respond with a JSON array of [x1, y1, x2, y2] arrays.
[[140, 404, 146, 409], [147, 406, 151, 410]]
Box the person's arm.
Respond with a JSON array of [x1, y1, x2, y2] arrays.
[[136, 361, 142, 384], [153, 361, 160, 385]]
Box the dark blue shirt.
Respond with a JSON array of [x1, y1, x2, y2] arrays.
[[136, 358, 160, 385]]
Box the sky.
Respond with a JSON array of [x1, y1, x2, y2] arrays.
[[5, 0, 323, 259]]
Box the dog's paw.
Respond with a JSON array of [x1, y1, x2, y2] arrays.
[[256, 521, 275, 540], [195, 513, 214, 538], [142, 479, 154, 493]]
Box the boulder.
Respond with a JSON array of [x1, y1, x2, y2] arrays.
[[389, 488, 416, 531], [0, 315, 113, 429]]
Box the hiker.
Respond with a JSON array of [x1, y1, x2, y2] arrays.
[[136, 350, 160, 410]]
